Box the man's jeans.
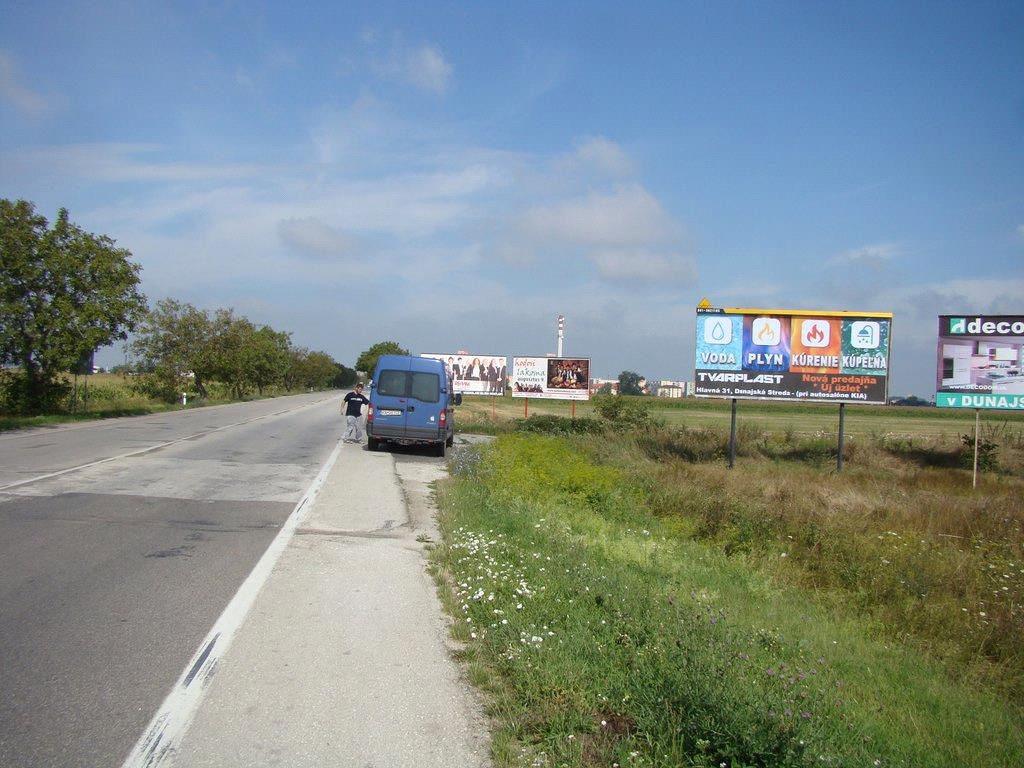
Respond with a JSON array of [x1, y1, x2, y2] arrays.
[[345, 414, 364, 442]]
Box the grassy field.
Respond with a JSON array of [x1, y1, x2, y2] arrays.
[[457, 393, 1024, 439], [431, 408, 1024, 767]]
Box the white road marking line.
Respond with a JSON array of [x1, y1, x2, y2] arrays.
[[0, 397, 341, 492], [120, 435, 346, 768]]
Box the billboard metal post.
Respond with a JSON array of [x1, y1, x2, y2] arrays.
[[524, 397, 529, 419], [728, 398, 737, 469], [837, 403, 846, 473], [571, 401, 576, 419], [973, 409, 980, 489]]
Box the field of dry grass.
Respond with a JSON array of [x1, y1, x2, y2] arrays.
[[458, 393, 1024, 439]]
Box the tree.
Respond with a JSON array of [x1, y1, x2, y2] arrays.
[[618, 370, 646, 396], [0, 200, 147, 413], [355, 340, 409, 377], [205, 310, 257, 399], [332, 362, 357, 388], [246, 325, 292, 395], [298, 351, 341, 390], [130, 299, 214, 401], [285, 349, 343, 390]]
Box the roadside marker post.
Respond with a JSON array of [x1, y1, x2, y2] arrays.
[[524, 397, 529, 419]]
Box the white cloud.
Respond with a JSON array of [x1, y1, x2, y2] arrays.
[[517, 184, 678, 248], [235, 68, 256, 93], [0, 143, 263, 182], [372, 39, 453, 95], [565, 136, 633, 177], [590, 249, 696, 282], [829, 242, 899, 268], [278, 217, 356, 257], [0, 50, 50, 116]]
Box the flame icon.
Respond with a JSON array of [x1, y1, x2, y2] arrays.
[[801, 320, 830, 347], [751, 318, 781, 346]]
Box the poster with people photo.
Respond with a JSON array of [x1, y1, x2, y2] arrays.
[[511, 357, 591, 400], [420, 353, 507, 396]]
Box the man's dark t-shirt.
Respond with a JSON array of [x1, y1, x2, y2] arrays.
[[344, 391, 370, 417]]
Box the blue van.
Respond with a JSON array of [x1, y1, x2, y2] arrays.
[[366, 355, 461, 456]]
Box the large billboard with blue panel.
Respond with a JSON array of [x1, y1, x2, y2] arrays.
[[695, 306, 892, 403]]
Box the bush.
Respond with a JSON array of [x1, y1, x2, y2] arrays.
[[0, 370, 69, 414], [592, 394, 662, 430], [960, 432, 1000, 472], [512, 414, 605, 436], [637, 426, 723, 462]]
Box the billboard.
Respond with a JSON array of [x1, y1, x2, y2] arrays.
[[935, 315, 1024, 410], [420, 353, 507, 396], [511, 357, 591, 400], [694, 306, 893, 403]]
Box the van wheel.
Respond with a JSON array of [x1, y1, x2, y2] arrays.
[[446, 432, 454, 447], [368, 437, 380, 452], [434, 440, 446, 458]]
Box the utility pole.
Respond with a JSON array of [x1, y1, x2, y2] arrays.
[[557, 314, 564, 357]]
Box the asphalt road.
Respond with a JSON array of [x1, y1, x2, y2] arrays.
[[0, 393, 343, 768]]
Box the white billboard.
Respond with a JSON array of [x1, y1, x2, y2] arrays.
[[511, 357, 591, 401], [421, 353, 507, 396]]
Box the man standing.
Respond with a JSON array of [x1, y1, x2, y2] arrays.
[[342, 383, 370, 443]]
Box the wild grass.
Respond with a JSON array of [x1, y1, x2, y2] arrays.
[[432, 425, 1024, 767], [456, 393, 1024, 439]]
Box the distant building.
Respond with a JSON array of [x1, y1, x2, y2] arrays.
[[589, 378, 619, 395], [655, 379, 693, 398]]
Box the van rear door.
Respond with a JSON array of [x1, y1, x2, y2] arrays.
[[404, 366, 442, 441], [372, 363, 410, 436]]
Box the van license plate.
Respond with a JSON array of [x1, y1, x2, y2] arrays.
[[379, 409, 402, 416]]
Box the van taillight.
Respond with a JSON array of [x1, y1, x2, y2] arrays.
[[439, 409, 446, 426], [367, 405, 374, 422]]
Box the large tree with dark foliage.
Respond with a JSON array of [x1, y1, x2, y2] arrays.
[[356, 340, 409, 378], [617, 370, 646, 396], [0, 200, 147, 413]]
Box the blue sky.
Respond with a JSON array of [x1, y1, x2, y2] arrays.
[[1, 1, 1021, 396]]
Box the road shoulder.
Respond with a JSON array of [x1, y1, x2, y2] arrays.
[[171, 442, 490, 767]]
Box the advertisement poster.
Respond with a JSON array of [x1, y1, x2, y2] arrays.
[[420, 353, 507, 396], [935, 315, 1024, 410], [694, 307, 892, 403], [512, 357, 591, 400]]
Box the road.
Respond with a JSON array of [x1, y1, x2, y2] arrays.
[[0, 393, 342, 768]]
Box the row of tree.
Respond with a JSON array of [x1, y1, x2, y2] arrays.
[[1, 199, 352, 414], [130, 299, 354, 402]]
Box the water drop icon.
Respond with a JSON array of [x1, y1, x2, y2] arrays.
[[711, 322, 725, 341]]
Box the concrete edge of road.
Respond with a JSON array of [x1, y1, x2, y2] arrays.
[[119, 434, 346, 768]]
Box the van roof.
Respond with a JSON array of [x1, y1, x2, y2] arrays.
[[373, 354, 445, 374]]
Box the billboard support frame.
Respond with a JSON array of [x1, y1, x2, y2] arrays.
[[837, 403, 846, 473], [973, 409, 980, 489], [728, 398, 737, 469]]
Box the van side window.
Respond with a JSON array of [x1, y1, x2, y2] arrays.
[[377, 370, 407, 397], [410, 372, 440, 403]]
